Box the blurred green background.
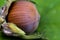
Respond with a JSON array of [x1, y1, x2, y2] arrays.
[[0, 0, 6, 8], [0, 0, 60, 40]]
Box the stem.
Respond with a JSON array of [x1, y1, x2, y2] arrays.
[[19, 33, 42, 39]]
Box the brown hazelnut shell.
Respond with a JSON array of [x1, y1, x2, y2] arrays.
[[7, 1, 40, 34]]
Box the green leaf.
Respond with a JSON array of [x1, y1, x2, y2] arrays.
[[0, 0, 6, 8], [35, 0, 60, 40]]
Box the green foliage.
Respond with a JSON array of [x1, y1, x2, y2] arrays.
[[0, 0, 6, 8], [35, 0, 60, 40]]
